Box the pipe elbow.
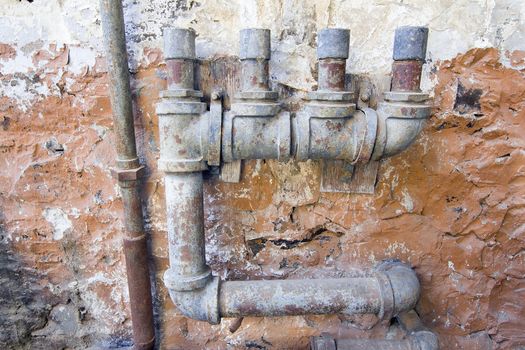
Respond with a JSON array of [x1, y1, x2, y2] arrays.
[[373, 97, 431, 160], [376, 260, 420, 318], [167, 276, 220, 324]]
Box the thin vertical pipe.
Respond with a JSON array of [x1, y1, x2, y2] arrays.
[[99, 1, 155, 349]]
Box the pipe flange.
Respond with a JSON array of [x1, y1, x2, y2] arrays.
[[375, 268, 395, 322], [160, 89, 203, 99], [235, 91, 278, 101], [156, 100, 207, 115], [304, 102, 356, 119], [164, 268, 212, 292], [307, 91, 354, 102], [384, 91, 429, 103], [354, 108, 378, 164], [231, 102, 281, 117], [377, 101, 431, 120]]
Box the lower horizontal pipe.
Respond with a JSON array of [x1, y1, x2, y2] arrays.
[[311, 337, 414, 350], [219, 278, 382, 318]]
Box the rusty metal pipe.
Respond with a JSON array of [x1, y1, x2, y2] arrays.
[[219, 278, 382, 317], [390, 26, 428, 92], [239, 29, 271, 92], [372, 26, 431, 160], [218, 261, 418, 319], [99, 0, 155, 349], [166, 261, 419, 323], [163, 173, 211, 291], [317, 28, 349, 92], [310, 310, 438, 350]]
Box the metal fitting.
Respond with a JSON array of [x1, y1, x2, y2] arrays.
[[167, 277, 220, 324], [223, 28, 290, 162], [239, 28, 272, 93], [317, 28, 350, 59], [372, 97, 431, 159], [375, 260, 420, 320], [393, 26, 429, 62], [111, 165, 145, 182], [157, 27, 208, 173]]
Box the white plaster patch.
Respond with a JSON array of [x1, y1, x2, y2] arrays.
[[42, 207, 72, 240]]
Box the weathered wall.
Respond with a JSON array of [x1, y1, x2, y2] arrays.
[[0, 0, 524, 349]]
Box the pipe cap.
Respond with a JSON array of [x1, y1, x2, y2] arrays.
[[240, 28, 271, 60], [317, 28, 350, 59], [393, 26, 428, 61], [164, 28, 196, 60]]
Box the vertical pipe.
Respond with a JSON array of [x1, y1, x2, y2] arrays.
[[164, 28, 196, 90], [164, 173, 210, 286], [160, 28, 211, 292], [390, 26, 428, 92], [239, 29, 271, 92], [317, 29, 350, 92], [99, 1, 155, 349]]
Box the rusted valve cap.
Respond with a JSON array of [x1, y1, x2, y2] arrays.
[[240, 28, 271, 60], [317, 28, 350, 59], [164, 28, 196, 60], [393, 26, 428, 61]]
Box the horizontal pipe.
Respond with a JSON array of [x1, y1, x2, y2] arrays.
[[310, 310, 438, 350], [219, 278, 382, 318]]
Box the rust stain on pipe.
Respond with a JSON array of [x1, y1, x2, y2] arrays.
[[99, 0, 155, 348], [391, 60, 423, 92], [318, 59, 346, 91]]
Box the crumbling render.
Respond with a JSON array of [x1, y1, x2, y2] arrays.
[[156, 26, 432, 328]]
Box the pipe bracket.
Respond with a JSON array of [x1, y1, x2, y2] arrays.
[[207, 91, 223, 166]]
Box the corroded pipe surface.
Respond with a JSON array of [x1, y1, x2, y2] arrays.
[[317, 29, 349, 92], [239, 28, 271, 92], [390, 26, 428, 92], [219, 278, 382, 318], [310, 310, 438, 350], [164, 28, 196, 90], [99, 0, 139, 170], [391, 60, 423, 92], [164, 172, 211, 291], [99, 0, 155, 348]]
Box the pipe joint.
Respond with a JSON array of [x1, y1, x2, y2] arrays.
[[167, 276, 220, 324], [376, 261, 420, 318], [372, 92, 431, 160], [164, 267, 212, 292]]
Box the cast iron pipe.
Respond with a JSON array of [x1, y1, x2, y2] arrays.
[[157, 27, 423, 326], [158, 28, 212, 294], [317, 28, 349, 91], [310, 310, 438, 350], [372, 26, 431, 160], [166, 261, 419, 324], [99, 1, 155, 349]]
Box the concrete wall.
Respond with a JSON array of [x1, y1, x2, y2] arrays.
[[0, 0, 524, 349]]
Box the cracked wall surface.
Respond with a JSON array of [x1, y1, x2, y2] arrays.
[[0, 0, 524, 349]]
